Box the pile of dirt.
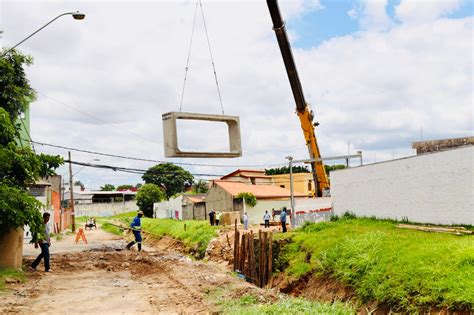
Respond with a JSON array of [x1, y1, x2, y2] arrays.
[[205, 230, 234, 264]]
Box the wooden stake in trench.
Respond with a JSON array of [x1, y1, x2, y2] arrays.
[[268, 231, 273, 282], [233, 220, 240, 271]]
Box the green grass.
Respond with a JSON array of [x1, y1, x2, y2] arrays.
[[219, 293, 354, 315], [274, 217, 474, 311], [140, 218, 218, 258], [100, 222, 125, 236], [0, 268, 25, 290]]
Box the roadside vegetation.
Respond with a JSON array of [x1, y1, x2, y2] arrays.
[[216, 293, 354, 315], [274, 214, 474, 311], [140, 219, 218, 258], [0, 268, 25, 290]]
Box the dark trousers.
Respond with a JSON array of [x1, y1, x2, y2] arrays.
[[32, 243, 50, 271], [215, 219, 219, 226], [264, 220, 270, 228], [281, 221, 287, 233], [126, 230, 142, 251]]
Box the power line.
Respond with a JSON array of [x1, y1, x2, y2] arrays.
[[37, 91, 161, 146], [66, 159, 225, 177], [27, 139, 289, 168]]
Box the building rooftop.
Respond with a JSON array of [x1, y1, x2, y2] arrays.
[[220, 169, 272, 180], [213, 180, 305, 199]]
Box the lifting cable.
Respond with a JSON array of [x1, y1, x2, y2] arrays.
[[179, 0, 225, 115]]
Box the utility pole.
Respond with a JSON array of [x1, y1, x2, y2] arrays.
[[286, 156, 295, 228], [68, 151, 75, 232]]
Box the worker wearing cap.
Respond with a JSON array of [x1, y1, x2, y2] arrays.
[[126, 211, 144, 251]]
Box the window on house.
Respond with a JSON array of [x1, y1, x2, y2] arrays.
[[280, 185, 285, 188], [308, 181, 312, 192], [251, 178, 256, 185]]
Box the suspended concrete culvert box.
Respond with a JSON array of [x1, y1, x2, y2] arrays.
[[162, 111, 242, 158]]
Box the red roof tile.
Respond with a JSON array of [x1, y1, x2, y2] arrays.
[[213, 180, 305, 199]]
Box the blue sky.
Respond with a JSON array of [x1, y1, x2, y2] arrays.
[[287, 0, 473, 49]]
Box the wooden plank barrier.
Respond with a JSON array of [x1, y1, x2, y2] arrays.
[[232, 229, 273, 288]]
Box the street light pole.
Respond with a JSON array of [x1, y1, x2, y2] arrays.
[[68, 151, 75, 232], [286, 156, 295, 228], [1, 11, 85, 57]]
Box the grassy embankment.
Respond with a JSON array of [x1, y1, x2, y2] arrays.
[[83, 212, 219, 258], [139, 218, 219, 258], [0, 268, 25, 290], [274, 215, 474, 311]]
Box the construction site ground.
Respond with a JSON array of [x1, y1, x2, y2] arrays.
[[0, 227, 278, 314]]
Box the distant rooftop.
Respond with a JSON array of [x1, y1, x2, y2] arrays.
[[412, 136, 473, 154]]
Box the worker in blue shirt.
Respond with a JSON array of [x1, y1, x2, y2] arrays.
[[126, 210, 144, 251], [280, 209, 287, 233]]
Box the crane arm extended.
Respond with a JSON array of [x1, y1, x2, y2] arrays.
[[266, 0, 329, 196]]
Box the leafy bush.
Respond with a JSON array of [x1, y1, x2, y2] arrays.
[[235, 192, 257, 208]]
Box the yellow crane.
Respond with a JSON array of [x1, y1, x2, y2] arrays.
[[266, 0, 329, 197]]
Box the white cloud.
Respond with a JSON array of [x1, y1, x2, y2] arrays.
[[348, 0, 392, 31], [395, 0, 464, 23], [2, 0, 471, 189]]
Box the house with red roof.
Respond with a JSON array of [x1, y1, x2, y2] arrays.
[[206, 169, 307, 224]]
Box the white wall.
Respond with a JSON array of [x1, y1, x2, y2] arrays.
[[331, 146, 474, 225], [245, 199, 290, 224], [153, 196, 183, 220], [293, 197, 333, 227], [75, 201, 138, 217]]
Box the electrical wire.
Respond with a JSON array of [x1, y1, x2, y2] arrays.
[[26, 139, 289, 168], [37, 91, 161, 146]]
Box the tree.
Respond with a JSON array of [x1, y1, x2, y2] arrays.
[[100, 184, 115, 191], [74, 180, 84, 190], [324, 164, 346, 174], [265, 166, 310, 175], [236, 192, 257, 208], [192, 180, 208, 194], [135, 183, 142, 188], [142, 163, 193, 199], [116, 184, 133, 191], [0, 50, 63, 237], [136, 183, 166, 217]]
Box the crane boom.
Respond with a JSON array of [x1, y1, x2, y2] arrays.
[[266, 0, 329, 196]]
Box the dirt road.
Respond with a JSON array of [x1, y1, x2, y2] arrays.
[[1, 228, 275, 314]]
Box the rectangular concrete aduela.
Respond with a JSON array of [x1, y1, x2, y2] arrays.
[[162, 111, 242, 158]]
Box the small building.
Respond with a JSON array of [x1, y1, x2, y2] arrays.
[[219, 169, 273, 185], [182, 195, 206, 220], [205, 180, 306, 224], [270, 172, 315, 197]]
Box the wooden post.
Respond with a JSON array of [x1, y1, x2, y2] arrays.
[[249, 231, 257, 285], [268, 231, 273, 283], [239, 233, 246, 272], [233, 230, 240, 270], [262, 231, 268, 286], [258, 230, 263, 287]]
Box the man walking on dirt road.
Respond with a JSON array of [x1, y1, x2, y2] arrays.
[[31, 212, 52, 272], [126, 211, 144, 251]]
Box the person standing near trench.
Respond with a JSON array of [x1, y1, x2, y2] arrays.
[[126, 211, 144, 251], [280, 209, 287, 233], [31, 212, 52, 272]]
